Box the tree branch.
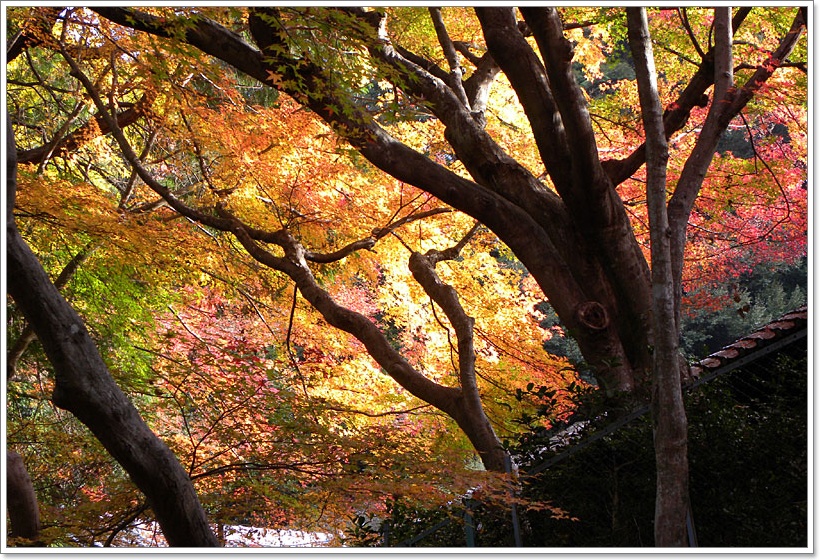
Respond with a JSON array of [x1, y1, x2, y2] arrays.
[[521, 7, 610, 199], [7, 108, 218, 546], [428, 7, 471, 109], [8, 240, 98, 380], [475, 7, 573, 196], [604, 7, 753, 186], [678, 8, 707, 61], [628, 7, 689, 546], [407, 223, 505, 470]]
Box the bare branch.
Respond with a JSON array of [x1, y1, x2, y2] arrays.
[[678, 8, 707, 60], [428, 7, 471, 109]]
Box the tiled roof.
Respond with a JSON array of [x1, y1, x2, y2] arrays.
[[689, 305, 808, 380]]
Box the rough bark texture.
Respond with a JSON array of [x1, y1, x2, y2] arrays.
[[81, 8, 806, 477], [628, 8, 689, 547], [6, 116, 219, 547], [8, 241, 97, 380], [6, 451, 41, 541], [40, 3, 800, 510], [85, 8, 806, 401]]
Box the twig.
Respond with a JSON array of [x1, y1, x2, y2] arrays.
[[286, 283, 313, 406]]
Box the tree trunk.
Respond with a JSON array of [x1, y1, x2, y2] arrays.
[[628, 8, 689, 546], [6, 115, 219, 547], [6, 451, 41, 542], [76, 2, 806, 503], [8, 241, 97, 380]]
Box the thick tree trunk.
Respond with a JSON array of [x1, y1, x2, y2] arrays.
[[628, 8, 690, 546], [6, 451, 41, 542], [83, 3, 806, 485], [6, 116, 218, 547], [8, 241, 97, 380]]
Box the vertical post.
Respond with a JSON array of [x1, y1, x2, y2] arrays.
[[505, 454, 523, 547], [686, 505, 698, 547], [381, 519, 390, 547], [464, 499, 476, 546]]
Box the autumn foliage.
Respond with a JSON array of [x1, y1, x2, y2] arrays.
[[6, 6, 806, 546]]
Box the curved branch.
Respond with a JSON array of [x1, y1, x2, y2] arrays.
[[407, 226, 505, 470], [7, 111, 218, 547], [103, 502, 149, 547], [304, 207, 452, 263], [8, 240, 98, 380], [679, 8, 707, 61], [225, 213, 464, 408]]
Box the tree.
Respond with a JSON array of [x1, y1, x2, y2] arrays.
[[7, 7, 807, 546], [6, 112, 219, 546], [627, 7, 689, 545], [6, 451, 41, 542]]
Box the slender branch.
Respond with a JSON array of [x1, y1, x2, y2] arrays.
[[737, 112, 791, 236], [318, 402, 433, 418], [428, 7, 471, 109], [286, 283, 312, 405], [103, 502, 149, 547], [657, 43, 701, 68], [735, 60, 806, 74], [191, 459, 340, 480], [408, 222, 481, 395], [59, 45, 237, 232], [678, 8, 707, 60], [303, 208, 453, 263], [35, 100, 86, 173], [120, 128, 157, 209]]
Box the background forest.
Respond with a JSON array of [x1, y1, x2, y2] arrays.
[[5, 6, 807, 547]]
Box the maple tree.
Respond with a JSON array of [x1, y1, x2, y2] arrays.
[[6, 6, 806, 547]]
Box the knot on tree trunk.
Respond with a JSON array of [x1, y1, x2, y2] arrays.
[[576, 301, 609, 331]]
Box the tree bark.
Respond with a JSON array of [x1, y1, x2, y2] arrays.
[[6, 115, 219, 547], [6, 451, 41, 542], [79, 3, 805, 478], [409, 246, 507, 472], [668, 8, 806, 324], [628, 8, 689, 547], [8, 241, 97, 380]]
